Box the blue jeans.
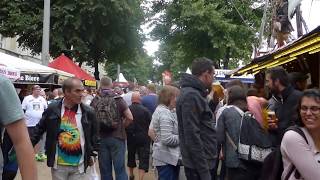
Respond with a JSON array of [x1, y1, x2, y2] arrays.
[[157, 164, 180, 180], [98, 137, 128, 180]]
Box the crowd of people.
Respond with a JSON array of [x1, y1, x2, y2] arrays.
[[0, 57, 319, 180]]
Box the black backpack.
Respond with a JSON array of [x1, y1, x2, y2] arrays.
[[260, 126, 308, 180], [91, 94, 121, 132]]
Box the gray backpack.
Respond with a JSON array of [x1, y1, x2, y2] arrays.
[[91, 94, 121, 132]]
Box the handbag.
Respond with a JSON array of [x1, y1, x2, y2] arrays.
[[88, 161, 100, 180], [226, 106, 273, 163]]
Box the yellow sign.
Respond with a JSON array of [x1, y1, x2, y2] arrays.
[[84, 80, 96, 87]]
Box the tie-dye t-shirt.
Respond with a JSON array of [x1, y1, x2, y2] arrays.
[[57, 108, 82, 166]]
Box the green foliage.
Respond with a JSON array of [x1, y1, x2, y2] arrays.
[[150, 0, 263, 77], [105, 52, 153, 85], [0, 0, 144, 79]]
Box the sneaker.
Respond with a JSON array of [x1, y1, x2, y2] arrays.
[[35, 153, 46, 162], [35, 154, 43, 161], [40, 153, 47, 160]]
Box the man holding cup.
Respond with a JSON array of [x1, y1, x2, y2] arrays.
[[265, 67, 302, 146]]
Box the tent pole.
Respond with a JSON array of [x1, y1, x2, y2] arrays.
[[117, 64, 120, 82]]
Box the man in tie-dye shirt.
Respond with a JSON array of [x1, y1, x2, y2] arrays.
[[31, 77, 98, 180]]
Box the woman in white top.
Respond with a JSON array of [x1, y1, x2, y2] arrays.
[[281, 89, 320, 180]]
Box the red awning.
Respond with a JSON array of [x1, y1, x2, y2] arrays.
[[49, 54, 95, 81]]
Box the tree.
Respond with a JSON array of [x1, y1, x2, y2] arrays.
[[105, 52, 153, 85], [0, 0, 144, 79], [149, 0, 263, 77]]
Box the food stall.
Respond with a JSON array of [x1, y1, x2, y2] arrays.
[[0, 52, 74, 87], [229, 26, 320, 88]]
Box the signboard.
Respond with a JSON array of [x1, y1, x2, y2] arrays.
[[215, 69, 254, 78], [215, 69, 255, 84], [17, 73, 55, 84], [84, 80, 97, 87], [0, 65, 20, 81]]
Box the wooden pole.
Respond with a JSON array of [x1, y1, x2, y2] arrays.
[[296, 5, 303, 37]]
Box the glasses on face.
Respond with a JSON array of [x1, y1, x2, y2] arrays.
[[300, 106, 320, 114]]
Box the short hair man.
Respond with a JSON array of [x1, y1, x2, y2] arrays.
[[126, 92, 151, 180], [91, 76, 133, 180], [31, 77, 98, 179], [265, 67, 303, 145], [22, 85, 48, 130], [21, 85, 48, 161], [176, 57, 217, 180], [0, 75, 37, 179]]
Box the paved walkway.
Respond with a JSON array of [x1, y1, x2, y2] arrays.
[[15, 162, 156, 180]]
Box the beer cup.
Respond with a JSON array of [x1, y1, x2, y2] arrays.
[[267, 111, 278, 129]]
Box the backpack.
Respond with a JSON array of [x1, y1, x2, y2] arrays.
[[226, 106, 273, 164], [260, 126, 308, 180], [91, 94, 121, 132]]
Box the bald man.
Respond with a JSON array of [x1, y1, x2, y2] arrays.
[[126, 92, 152, 180], [22, 85, 48, 135]]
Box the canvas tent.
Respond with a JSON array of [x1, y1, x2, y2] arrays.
[[0, 52, 73, 85], [113, 73, 129, 87], [49, 54, 96, 87]]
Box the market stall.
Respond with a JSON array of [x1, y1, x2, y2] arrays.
[[0, 52, 73, 86], [49, 54, 96, 87], [229, 26, 320, 88]]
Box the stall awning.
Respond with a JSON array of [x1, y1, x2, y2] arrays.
[[0, 52, 74, 84], [0, 52, 73, 76], [49, 54, 95, 82], [230, 26, 320, 76]]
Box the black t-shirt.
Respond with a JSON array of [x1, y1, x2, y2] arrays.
[[127, 103, 151, 142]]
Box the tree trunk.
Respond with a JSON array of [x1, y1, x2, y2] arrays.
[[223, 47, 230, 69], [94, 58, 100, 80]]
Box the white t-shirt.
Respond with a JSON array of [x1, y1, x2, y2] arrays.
[[122, 91, 133, 106], [22, 95, 48, 127]]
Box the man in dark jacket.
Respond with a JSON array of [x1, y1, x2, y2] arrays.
[[127, 92, 151, 180], [31, 77, 98, 179], [265, 67, 303, 146], [176, 57, 217, 180]]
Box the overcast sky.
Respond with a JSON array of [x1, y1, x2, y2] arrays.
[[142, 1, 320, 56]]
